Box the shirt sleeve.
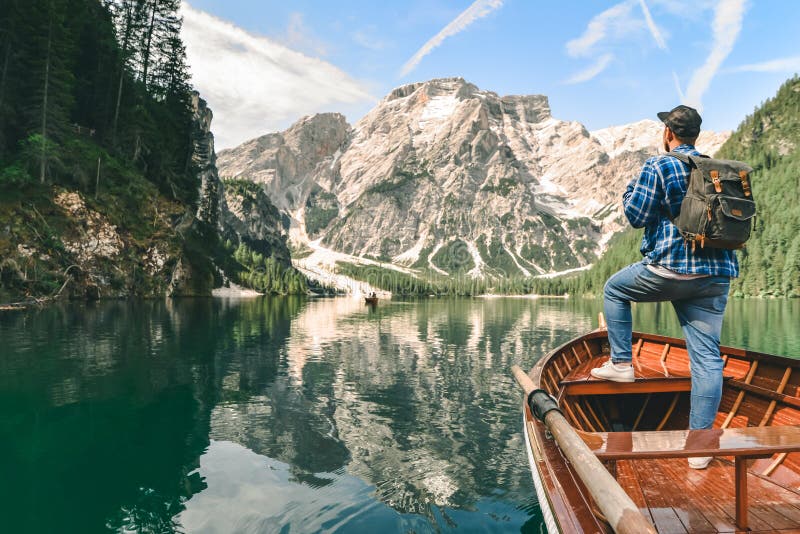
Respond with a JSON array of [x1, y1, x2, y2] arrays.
[[623, 157, 663, 228]]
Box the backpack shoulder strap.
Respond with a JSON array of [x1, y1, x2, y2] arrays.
[[667, 151, 691, 164], [667, 151, 708, 166]]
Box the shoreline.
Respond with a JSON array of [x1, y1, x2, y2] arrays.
[[476, 293, 570, 300], [0, 291, 791, 311], [211, 283, 264, 298]]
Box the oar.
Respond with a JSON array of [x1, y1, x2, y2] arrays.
[[512, 365, 656, 534]]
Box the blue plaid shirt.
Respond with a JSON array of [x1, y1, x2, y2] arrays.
[[623, 144, 738, 277]]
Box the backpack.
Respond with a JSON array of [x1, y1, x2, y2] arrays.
[[668, 151, 756, 250]]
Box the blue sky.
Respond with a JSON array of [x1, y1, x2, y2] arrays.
[[181, 1, 800, 149]]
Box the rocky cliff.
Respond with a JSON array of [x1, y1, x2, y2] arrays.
[[0, 93, 296, 303], [179, 93, 294, 294], [220, 180, 292, 266], [218, 78, 729, 278]]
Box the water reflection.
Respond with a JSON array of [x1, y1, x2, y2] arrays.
[[0, 296, 796, 533]]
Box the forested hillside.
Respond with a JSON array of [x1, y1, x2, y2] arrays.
[[715, 76, 800, 297], [554, 75, 800, 298], [0, 0, 194, 197], [0, 0, 305, 301]]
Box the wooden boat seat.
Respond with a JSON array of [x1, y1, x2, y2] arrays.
[[584, 425, 800, 530], [560, 357, 735, 396]]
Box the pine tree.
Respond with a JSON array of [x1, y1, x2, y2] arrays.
[[137, 0, 181, 90], [19, 0, 74, 183], [0, 0, 21, 156], [107, 0, 146, 144]]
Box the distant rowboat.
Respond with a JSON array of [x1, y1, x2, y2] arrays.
[[513, 319, 800, 533], [364, 296, 379, 305]]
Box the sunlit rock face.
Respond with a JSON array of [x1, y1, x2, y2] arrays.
[[191, 91, 292, 273], [218, 78, 729, 277], [220, 182, 292, 267]]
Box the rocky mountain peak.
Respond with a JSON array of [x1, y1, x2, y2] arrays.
[[385, 77, 472, 102], [217, 79, 731, 281], [283, 112, 350, 155], [380, 77, 551, 124]]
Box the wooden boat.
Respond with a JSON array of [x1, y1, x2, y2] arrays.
[[364, 296, 379, 305], [516, 321, 800, 533]]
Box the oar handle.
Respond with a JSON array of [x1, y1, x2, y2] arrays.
[[511, 365, 535, 395], [512, 364, 656, 534]]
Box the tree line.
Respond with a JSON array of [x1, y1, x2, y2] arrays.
[[0, 0, 195, 203]]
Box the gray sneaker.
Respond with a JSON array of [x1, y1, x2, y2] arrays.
[[589, 360, 635, 383]]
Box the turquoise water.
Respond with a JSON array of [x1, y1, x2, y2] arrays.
[[0, 297, 797, 533]]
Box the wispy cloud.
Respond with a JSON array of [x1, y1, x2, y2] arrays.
[[684, 0, 748, 110], [566, 1, 636, 58], [352, 26, 390, 51], [281, 12, 329, 57], [638, 0, 668, 50], [180, 3, 374, 149], [728, 55, 800, 73], [672, 70, 685, 101], [565, 54, 614, 84], [400, 0, 503, 77]]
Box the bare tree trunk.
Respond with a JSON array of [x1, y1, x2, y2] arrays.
[[111, 69, 124, 143], [40, 11, 53, 184], [141, 0, 157, 89], [0, 38, 11, 110], [94, 155, 101, 199], [111, 1, 135, 144]]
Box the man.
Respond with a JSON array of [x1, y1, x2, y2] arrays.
[[590, 105, 737, 469]]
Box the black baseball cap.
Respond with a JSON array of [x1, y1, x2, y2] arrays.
[[657, 105, 702, 138]]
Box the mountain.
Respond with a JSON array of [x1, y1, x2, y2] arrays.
[[218, 78, 728, 281]]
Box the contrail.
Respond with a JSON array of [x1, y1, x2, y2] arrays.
[[400, 0, 503, 77], [685, 0, 747, 110], [638, 0, 667, 50]]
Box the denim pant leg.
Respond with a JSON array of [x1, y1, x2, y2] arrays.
[[604, 263, 676, 363], [604, 262, 730, 430], [672, 285, 729, 430]]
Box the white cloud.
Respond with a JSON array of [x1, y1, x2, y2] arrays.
[[564, 54, 614, 84], [566, 1, 637, 58], [684, 0, 748, 110], [180, 3, 375, 149], [400, 0, 503, 77], [728, 55, 800, 73], [638, 0, 668, 50]]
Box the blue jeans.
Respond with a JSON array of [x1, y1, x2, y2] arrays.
[[604, 262, 730, 430]]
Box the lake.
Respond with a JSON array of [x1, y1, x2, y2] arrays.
[[1, 297, 798, 533]]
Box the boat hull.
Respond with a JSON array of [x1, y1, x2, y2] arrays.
[[520, 329, 800, 533], [522, 411, 562, 534]]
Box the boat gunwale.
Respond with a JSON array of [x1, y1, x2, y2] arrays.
[[523, 338, 611, 533]]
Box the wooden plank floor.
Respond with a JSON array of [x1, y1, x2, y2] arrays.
[[616, 457, 800, 533], [561, 356, 690, 383]]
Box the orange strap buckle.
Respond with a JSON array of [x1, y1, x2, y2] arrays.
[[739, 170, 751, 197], [710, 170, 722, 193]]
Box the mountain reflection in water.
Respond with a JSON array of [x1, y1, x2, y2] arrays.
[[0, 297, 796, 532]]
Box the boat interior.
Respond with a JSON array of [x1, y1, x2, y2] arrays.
[[531, 329, 800, 533]]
